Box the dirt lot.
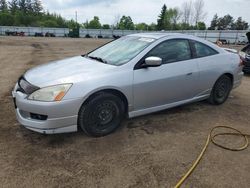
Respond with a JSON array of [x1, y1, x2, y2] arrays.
[[0, 36, 250, 188]]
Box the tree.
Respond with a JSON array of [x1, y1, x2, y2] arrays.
[[209, 14, 219, 30], [193, 0, 206, 26], [112, 14, 120, 29], [118, 15, 134, 30], [180, 22, 191, 30], [217, 14, 234, 30], [148, 23, 157, 31], [82, 20, 89, 28], [197, 21, 206, 30], [166, 8, 181, 30], [157, 5, 182, 30], [40, 20, 58, 27], [8, 0, 18, 14], [19, 0, 27, 13], [157, 4, 167, 30], [181, 1, 193, 25], [66, 19, 79, 29], [0, 0, 73, 27], [135, 23, 148, 30], [0, 12, 14, 25], [26, 0, 33, 13], [0, 0, 8, 12], [232, 17, 249, 30], [208, 14, 248, 30], [102, 24, 110, 29], [88, 16, 101, 29], [170, 8, 182, 27], [33, 0, 43, 14]]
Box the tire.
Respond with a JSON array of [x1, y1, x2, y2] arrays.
[[78, 92, 125, 137], [208, 75, 232, 105]]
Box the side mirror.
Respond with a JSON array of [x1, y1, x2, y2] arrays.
[[143, 56, 162, 68]]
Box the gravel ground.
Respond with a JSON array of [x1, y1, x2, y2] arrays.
[[0, 36, 250, 188]]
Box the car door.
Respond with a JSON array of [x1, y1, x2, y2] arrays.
[[190, 40, 221, 94], [133, 39, 200, 111]]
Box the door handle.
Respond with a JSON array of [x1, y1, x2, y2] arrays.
[[186, 72, 193, 76]]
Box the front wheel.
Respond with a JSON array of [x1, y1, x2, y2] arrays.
[[208, 75, 232, 105], [78, 92, 125, 137]]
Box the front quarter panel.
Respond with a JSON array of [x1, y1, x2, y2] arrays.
[[63, 68, 134, 111]]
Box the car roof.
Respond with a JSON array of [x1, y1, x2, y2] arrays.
[[128, 32, 225, 54], [128, 32, 190, 39]]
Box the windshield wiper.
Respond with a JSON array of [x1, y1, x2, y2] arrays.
[[87, 55, 108, 64]]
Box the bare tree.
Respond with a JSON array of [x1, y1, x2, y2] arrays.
[[181, 1, 193, 25], [171, 7, 182, 25], [112, 14, 121, 29], [193, 0, 207, 26]]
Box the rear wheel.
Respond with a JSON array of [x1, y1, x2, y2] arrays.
[[208, 75, 232, 105], [78, 92, 125, 137]]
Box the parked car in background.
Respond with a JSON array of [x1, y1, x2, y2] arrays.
[[5, 31, 25, 36], [238, 32, 250, 45], [240, 44, 250, 73], [12, 33, 244, 137], [45, 32, 56, 37], [217, 39, 228, 45], [34, 32, 44, 37]]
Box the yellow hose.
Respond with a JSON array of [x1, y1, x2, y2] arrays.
[[174, 126, 250, 188]]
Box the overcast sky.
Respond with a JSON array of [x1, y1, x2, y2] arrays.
[[42, 0, 250, 26]]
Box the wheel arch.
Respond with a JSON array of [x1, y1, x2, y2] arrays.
[[223, 72, 234, 84], [210, 72, 234, 95], [81, 88, 129, 117]]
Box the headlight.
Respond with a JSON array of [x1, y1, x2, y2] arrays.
[[28, 84, 72, 102]]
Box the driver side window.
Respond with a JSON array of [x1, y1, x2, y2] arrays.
[[147, 39, 191, 64]]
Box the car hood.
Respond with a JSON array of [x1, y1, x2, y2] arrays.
[[24, 56, 115, 86]]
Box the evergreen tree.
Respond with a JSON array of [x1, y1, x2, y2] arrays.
[[0, 0, 71, 27], [232, 17, 249, 30], [209, 14, 218, 30], [19, 0, 27, 13], [33, 0, 43, 14], [26, 0, 33, 13], [0, 0, 8, 12], [157, 4, 167, 30], [8, 0, 18, 14], [217, 14, 234, 30]]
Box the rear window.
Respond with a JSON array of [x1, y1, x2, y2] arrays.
[[193, 41, 218, 58]]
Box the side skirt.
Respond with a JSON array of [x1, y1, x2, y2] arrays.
[[128, 94, 209, 118]]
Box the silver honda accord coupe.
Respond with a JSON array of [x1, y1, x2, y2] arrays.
[[12, 33, 243, 137]]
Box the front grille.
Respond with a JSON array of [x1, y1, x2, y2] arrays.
[[17, 76, 40, 94]]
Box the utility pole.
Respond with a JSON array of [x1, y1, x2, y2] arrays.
[[75, 11, 78, 23]]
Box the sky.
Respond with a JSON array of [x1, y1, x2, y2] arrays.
[[42, 0, 250, 26]]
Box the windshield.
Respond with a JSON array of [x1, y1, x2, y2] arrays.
[[87, 36, 155, 66]]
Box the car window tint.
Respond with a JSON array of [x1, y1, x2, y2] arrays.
[[194, 42, 218, 58], [147, 39, 191, 64]]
